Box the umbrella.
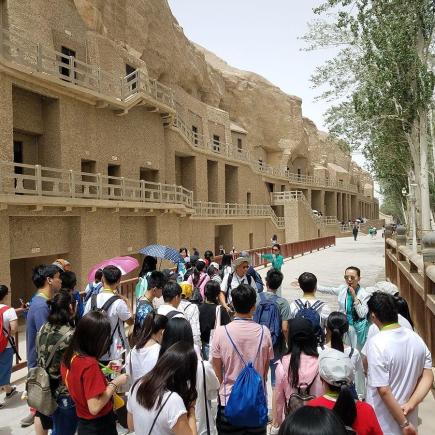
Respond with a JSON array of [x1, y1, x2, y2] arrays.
[[87, 256, 139, 283], [139, 244, 182, 264]]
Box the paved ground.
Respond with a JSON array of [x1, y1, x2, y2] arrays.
[[1, 233, 434, 434]]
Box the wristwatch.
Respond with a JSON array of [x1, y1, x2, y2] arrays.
[[399, 419, 410, 428]]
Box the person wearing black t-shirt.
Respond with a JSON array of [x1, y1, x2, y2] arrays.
[[199, 280, 231, 359]]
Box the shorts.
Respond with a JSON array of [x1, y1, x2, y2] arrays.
[[78, 411, 117, 435]]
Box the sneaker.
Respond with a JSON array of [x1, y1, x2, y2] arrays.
[[20, 413, 35, 427]]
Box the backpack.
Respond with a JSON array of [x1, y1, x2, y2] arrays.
[[84, 281, 103, 303], [248, 267, 264, 292], [191, 274, 207, 304], [223, 325, 268, 428], [135, 273, 150, 299], [253, 293, 281, 346], [0, 306, 10, 353], [165, 310, 182, 320], [285, 371, 318, 415], [294, 299, 325, 344], [226, 273, 254, 301], [90, 294, 123, 356], [26, 328, 74, 416]]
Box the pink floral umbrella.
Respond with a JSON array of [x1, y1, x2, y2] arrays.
[[87, 256, 139, 283]]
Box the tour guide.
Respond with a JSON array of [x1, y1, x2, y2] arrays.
[[317, 266, 370, 350]]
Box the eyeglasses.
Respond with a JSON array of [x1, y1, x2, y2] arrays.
[[344, 275, 357, 280]]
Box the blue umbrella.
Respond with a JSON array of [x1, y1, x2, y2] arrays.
[[139, 244, 182, 264]]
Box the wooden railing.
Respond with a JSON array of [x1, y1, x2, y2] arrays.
[[0, 26, 174, 108], [384, 225, 435, 356], [0, 161, 194, 208]]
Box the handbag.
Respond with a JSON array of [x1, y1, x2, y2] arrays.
[[26, 328, 74, 416], [208, 305, 221, 360]]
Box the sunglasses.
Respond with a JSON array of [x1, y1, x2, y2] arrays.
[[344, 275, 357, 280]]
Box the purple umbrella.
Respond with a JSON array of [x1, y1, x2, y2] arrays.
[[87, 256, 139, 283]]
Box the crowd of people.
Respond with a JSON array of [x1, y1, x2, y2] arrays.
[[0, 244, 433, 435]]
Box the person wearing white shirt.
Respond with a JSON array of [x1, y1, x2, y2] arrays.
[[83, 266, 133, 363], [364, 292, 433, 435], [317, 266, 370, 350], [219, 257, 258, 311], [179, 298, 201, 348], [156, 282, 186, 320]]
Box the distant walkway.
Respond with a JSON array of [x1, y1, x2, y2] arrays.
[[259, 232, 435, 435]]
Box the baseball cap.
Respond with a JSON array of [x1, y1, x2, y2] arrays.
[[52, 258, 71, 272], [319, 348, 354, 387], [209, 262, 219, 269]]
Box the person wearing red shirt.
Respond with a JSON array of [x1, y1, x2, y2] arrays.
[[61, 311, 128, 435], [308, 348, 382, 435]]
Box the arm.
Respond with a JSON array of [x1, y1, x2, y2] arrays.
[[9, 318, 18, 335], [261, 253, 273, 262], [401, 368, 434, 416], [172, 410, 197, 435], [218, 292, 230, 312], [87, 374, 128, 416], [349, 287, 369, 319], [127, 412, 134, 431], [212, 357, 223, 384], [316, 285, 340, 295], [189, 306, 202, 349], [281, 319, 289, 344], [273, 362, 286, 426], [377, 386, 416, 434]]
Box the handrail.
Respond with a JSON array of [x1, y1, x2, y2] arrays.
[[0, 26, 174, 108], [0, 161, 193, 207]]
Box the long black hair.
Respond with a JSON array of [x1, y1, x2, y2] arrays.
[[63, 311, 111, 368], [286, 318, 318, 388], [326, 312, 349, 353], [192, 260, 206, 285], [158, 317, 194, 358], [139, 256, 157, 278], [134, 313, 167, 350], [47, 290, 76, 326], [394, 296, 414, 329], [135, 341, 197, 410], [278, 406, 348, 435], [220, 254, 232, 269], [330, 384, 357, 428]]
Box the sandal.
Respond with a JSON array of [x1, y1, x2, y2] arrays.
[[6, 386, 17, 398]]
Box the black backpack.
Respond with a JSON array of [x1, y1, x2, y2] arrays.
[[90, 294, 123, 357], [225, 273, 254, 301]]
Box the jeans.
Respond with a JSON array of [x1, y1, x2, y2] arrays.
[[52, 395, 78, 435], [202, 342, 210, 360], [269, 358, 279, 388]]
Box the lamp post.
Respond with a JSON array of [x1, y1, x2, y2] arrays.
[[402, 185, 417, 253]]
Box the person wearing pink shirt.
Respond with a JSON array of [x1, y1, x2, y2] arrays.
[[272, 318, 324, 431], [187, 260, 210, 300]]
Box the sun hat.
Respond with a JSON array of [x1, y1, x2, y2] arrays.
[[232, 256, 250, 271], [319, 348, 354, 387], [209, 262, 219, 270], [373, 281, 399, 296]]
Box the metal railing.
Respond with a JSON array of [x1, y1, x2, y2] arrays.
[[0, 161, 193, 207], [0, 25, 174, 108], [193, 201, 284, 228], [171, 113, 359, 193]]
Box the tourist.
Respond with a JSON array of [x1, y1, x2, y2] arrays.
[[289, 272, 331, 328], [322, 311, 366, 400], [178, 247, 190, 280], [52, 258, 72, 272], [184, 255, 199, 281], [218, 245, 225, 255], [0, 285, 18, 406], [307, 348, 382, 435], [352, 223, 359, 241], [207, 262, 222, 285], [271, 234, 278, 245], [179, 282, 202, 348], [60, 270, 84, 320], [127, 342, 198, 434], [62, 311, 128, 435], [157, 282, 186, 319], [135, 255, 157, 299], [364, 292, 433, 434], [126, 313, 167, 384], [187, 259, 210, 300], [272, 318, 323, 430], [199, 281, 231, 360], [239, 250, 264, 292], [204, 250, 214, 267], [134, 270, 166, 330], [83, 265, 133, 364], [255, 269, 289, 389], [83, 269, 103, 303], [229, 246, 238, 260], [35, 290, 78, 435], [220, 254, 233, 278], [212, 284, 273, 434], [277, 406, 348, 435], [260, 244, 284, 272], [220, 257, 258, 312], [158, 317, 219, 434], [317, 266, 370, 350]]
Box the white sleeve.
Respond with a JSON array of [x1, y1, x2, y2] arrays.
[[317, 285, 340, 295], [116, 300, 132, 321], [424, 345, 432, 369], [202, 360, 220, 399], [221, 275, 229, 293], [166, 393, 188, 429], [6, 308, 18, 322], [83, 299, 91, 315], [367, 341, 389, 388]]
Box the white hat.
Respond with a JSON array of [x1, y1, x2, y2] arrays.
[[232, 256, 250, 271], [373, 281, 399, 296], [319, 348, 354, 387], [209, 262, 219, 269]]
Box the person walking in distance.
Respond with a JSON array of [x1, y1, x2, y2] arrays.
[[352, 222, 359, 241], [364, 292, 433, 435]]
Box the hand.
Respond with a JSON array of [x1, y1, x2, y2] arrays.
[[108, 360, 122, 372], [401, 402, 415, 416], [113, 373, 129, 387], [402, 422, 417, 435]]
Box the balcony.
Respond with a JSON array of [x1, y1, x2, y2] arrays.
[[0, 26, 174, 113], [193, 201, 284, 228], [0, 161, 193, 210]]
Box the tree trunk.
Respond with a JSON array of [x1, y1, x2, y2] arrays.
[[419, 111, 432, 231]]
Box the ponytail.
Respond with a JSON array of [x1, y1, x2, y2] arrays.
[[327, 312, 349, 354], [134, 313, 168, 349], [333, 384, 357, 427], [330, 327, 344, 353]]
